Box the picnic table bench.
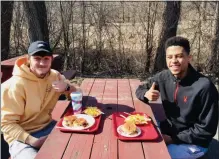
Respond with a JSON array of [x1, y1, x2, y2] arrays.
[[36, 78, 170, 159]]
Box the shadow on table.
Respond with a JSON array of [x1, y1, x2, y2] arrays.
[[81, 96, 163, 143]]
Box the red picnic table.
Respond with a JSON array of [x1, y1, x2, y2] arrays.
[[35, 78, 171, 159]]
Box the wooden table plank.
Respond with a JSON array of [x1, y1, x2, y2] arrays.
[[51, 101, 71, 121], [36, 101, 71, 159], [80, 78, 94, 96], [90, 79, 118, 159], [117, 79, 145, 159], [117, 79, 135, 113], [129, 79, 171, 159], [62, 79, 106, 159], [36, 129, 71, 159], [81, 78, 95, 104], [129, 79, 141, 101], [62, 133, 94, 159]]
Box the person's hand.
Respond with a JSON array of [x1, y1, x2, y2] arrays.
[[52, 73, 68, 92], [144, 82, 160, 101], [26, 135, 48, 149], [162, 134, 173, 145]]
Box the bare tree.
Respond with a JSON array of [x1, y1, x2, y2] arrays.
[[208, 2, 219, 74], [23, 1, 49, 42], [143, 2, 158, 73], [5, 1, 218, 77], [1, 1, 14, 60], [193, 2, 202, 69], [59, 1, 74, 71], [11, 2, 26, 56], [47, 2, 63, 51], [96, 2, 104, 71], [201, 1, 207, 21], [153, 1, 181, 73], [80, 1, 86, 74]]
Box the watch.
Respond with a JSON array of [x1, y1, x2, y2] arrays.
[[65, 84, 71, 91]]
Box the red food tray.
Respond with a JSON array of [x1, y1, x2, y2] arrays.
[[56, 107, 102, 133], [112, 112, 159, 141]]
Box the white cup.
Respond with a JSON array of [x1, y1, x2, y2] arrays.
[[70, 91, 83, 114]]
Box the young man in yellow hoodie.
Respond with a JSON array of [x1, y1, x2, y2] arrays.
[[1, 41, 79, 159]]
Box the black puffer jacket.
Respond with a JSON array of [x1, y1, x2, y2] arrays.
[[136, 64, 218, 147]]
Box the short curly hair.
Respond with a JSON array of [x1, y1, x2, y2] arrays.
[[165, 36, 190, 54]]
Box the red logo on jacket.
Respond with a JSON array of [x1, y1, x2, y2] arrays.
[[183, 96, 188, 103]]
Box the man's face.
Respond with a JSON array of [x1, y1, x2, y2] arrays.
[[166, 46, 191, 79], [29, 55, 53, 78]]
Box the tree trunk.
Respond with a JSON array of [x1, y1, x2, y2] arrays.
[[144, 2, 152, 73], [208, 2, 219, 74], [96, 2, 104, 71], [201, 1, 207, 21], [197, 3, 202, 69], [1, 1, 14, 60], [153, 1, 181, 73], [60, 2, 73, 71], [23, 1, 49, 42], [81, 1, 86, 74]]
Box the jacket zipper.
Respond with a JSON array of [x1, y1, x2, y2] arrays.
[[174, 82, 179, 103]]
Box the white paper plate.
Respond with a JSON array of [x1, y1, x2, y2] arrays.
[[62, 114, 95, 130], [117, 125, 141, 137]]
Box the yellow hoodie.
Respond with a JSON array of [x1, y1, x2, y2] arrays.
[[1, 57, 63, 144]]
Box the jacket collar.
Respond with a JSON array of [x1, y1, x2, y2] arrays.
[[168, 64, 198, 84]]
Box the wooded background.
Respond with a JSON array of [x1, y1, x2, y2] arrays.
[[1, 1, 219, 79]]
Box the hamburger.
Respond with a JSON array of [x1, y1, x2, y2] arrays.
[[73, 118, 88, 127], [121, 121, 137, 135], [63, 115, 77, 127]]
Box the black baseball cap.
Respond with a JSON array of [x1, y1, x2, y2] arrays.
[[28, 41, 52, 56]]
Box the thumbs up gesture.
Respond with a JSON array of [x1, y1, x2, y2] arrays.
[[144, 82, 160, 101], [52, 73, 69, 92]]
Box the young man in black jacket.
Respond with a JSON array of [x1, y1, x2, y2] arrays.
[[136, 36, 218, 159]]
